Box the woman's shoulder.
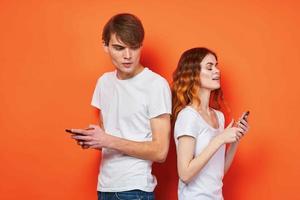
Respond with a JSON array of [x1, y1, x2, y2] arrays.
[[178, 106, 198, 116], [176, 106, 200, 123]]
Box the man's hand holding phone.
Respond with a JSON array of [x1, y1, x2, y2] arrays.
[[66, 125, 107, 149]]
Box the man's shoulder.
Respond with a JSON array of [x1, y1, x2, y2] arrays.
[[144, 68, 169, 86], [97, 71, 115, 83]]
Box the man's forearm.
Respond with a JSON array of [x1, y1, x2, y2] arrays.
[[103, 134, 169, 162]]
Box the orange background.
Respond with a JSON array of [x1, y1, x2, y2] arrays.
[[1, 0, 300, 199]]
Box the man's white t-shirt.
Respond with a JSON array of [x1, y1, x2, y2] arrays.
[[174, 106, 226, 200], [91, 67, 172, 192]]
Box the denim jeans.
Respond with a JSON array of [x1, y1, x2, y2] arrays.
[[97, 190, 155, 200]]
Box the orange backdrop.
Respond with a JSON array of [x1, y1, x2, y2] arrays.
[[1, 0, 300, 199]]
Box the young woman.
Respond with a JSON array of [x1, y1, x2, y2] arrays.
[[172, 47, 249, 200]]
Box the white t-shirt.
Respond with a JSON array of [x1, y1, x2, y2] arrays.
[[174, 106, 226, 200], [91, 67, 172, 192]]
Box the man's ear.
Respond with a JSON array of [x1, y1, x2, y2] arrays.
[[102, 42, 108, 53]]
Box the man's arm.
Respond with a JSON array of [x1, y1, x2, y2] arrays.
[[71, 113, 171, 163]]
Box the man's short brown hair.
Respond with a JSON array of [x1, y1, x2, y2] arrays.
[[102, 13, 144, 48]]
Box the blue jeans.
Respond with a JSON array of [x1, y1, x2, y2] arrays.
[[97, 190, 155, 200]]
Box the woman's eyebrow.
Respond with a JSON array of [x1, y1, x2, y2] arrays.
[[206, 62, 218, 65]]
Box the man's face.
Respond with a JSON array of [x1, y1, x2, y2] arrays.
[[104, 33, 143, 79]]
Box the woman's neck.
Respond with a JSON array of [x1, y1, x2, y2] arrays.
[[198, 89, 211, 113]]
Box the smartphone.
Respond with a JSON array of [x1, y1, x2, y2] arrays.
[[65, 129, 85, 135], [65, 128, 94, 135], [241, 111, 250, 121], [65, 129, 73, 133]]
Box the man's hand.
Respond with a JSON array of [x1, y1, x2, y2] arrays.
[[68, 114, 171, 162], [70, 125, 107, 150]]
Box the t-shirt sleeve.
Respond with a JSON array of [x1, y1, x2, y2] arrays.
[[174, 110, 199, 139], [148, 78, 172, 119], [91, 77, 102, 110]]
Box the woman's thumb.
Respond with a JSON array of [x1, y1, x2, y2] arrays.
[[226, 119, 235, 129]]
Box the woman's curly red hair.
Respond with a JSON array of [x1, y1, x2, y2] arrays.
[[172, 47, 224, 123]]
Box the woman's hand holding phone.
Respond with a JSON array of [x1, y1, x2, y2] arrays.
[[236, 111, 250, 137]]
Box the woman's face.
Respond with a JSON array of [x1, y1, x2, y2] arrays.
[[199, 53, 220, 91]]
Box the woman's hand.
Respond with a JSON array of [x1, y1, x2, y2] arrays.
[[236, 116, 250, 136], [218, 120, 244, 144]]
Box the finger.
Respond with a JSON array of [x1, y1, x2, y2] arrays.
[[81, 145, 90, 149], [85, 126, 95, 131], [71, 129, 92, 135], [88, 124, 99, 129], [72, 135, 92, 141], [234, 134, 240, 142], [226, 119, 235, 129], [84, 141, 99, 146], [237, 127, 244, 132], [238, 123, 247, 132], [236, 132, 243, 138], [238, 119, 248, 126], [89, 144, 102, 149]]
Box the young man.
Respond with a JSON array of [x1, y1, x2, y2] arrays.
[[70, 13, 171, 200]]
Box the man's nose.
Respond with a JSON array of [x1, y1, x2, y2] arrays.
[[123, 48, 132, 59]]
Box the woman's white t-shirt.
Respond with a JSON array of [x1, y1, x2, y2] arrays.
[[174, 106, 226, 200]]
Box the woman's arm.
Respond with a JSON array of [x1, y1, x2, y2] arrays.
[[224, 118, 249, 174], [177, 134, 224, 183], [177, 120, 242, 183], [224, 142, 239, 174]]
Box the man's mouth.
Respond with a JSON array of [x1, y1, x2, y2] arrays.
[[122, 63, 132, 68]]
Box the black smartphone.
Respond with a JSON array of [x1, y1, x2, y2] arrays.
[[65, 129, 73, 133], [241, 111, 250, 121], [65, 129, 84, 135], [65, 128, 94, 135]]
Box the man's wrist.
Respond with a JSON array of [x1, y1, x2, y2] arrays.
[[102, 132, 113, 149]]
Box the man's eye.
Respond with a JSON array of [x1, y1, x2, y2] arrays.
[[113, 46, 124, 50], [115, 47, 123, 50]]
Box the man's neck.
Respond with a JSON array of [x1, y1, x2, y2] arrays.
[[117, 64, 144, 80]]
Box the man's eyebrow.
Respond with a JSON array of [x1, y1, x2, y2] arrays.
[[111, 44, 125, 47]]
